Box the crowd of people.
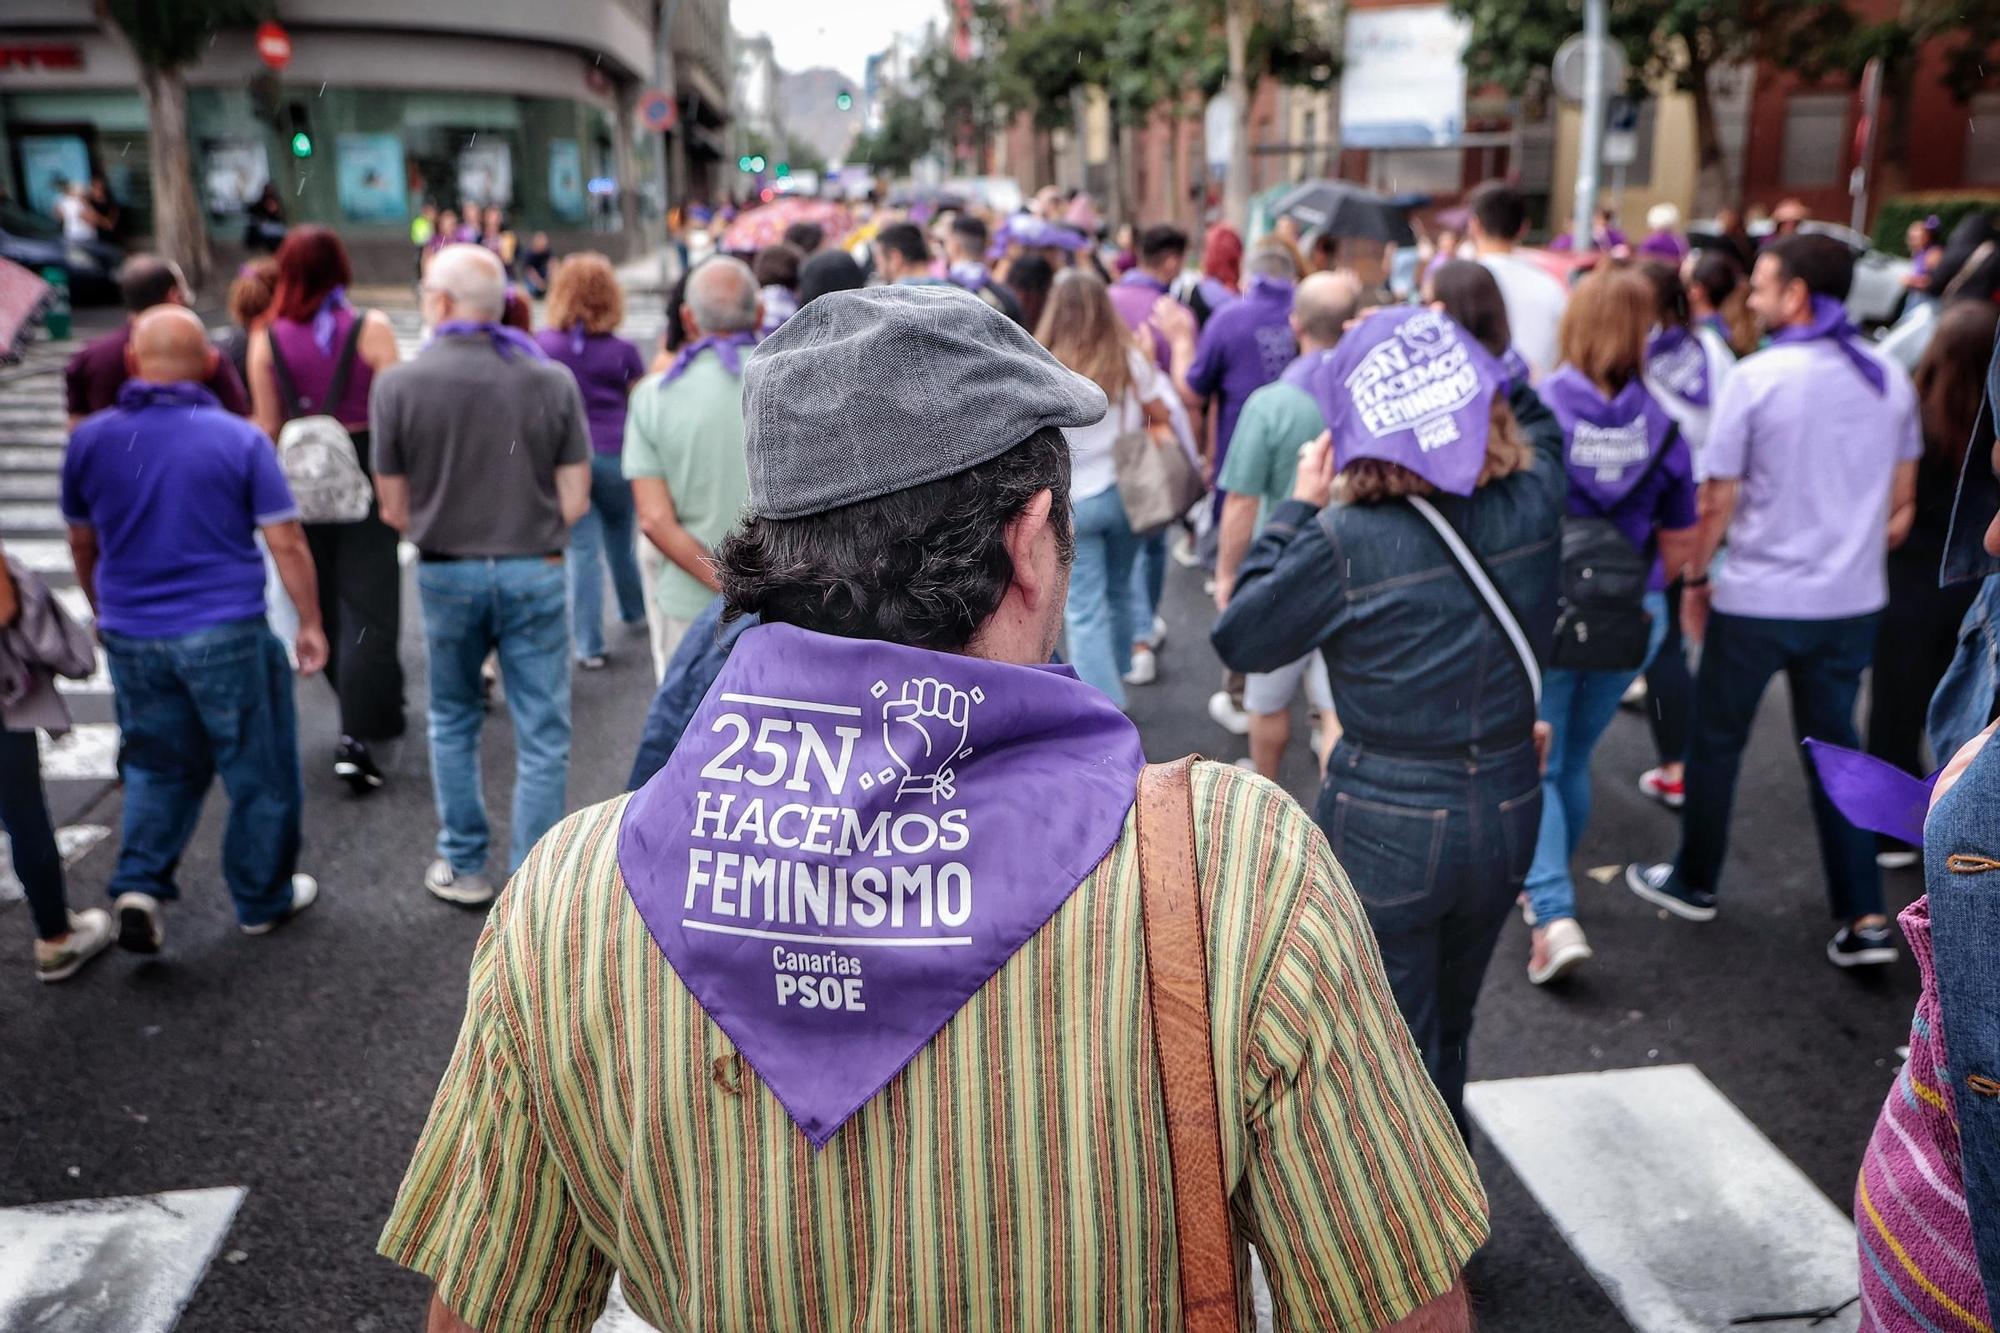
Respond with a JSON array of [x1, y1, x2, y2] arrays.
[[5, 173, 1999, 1332]]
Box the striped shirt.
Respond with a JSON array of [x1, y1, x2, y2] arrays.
[[1856, 895, 1994, 1332], [379, 761, 1486, 1331]]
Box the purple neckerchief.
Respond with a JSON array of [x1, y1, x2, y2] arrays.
[[1117, 271, 1169, 295], [988, 215, 1090, 259], [1540, 367, 1677, 510], [618, 622, 1146, 1147], [661, 331, 758, 386], [310, 286, 351, 355], [569, 321, 590, 357], [947, 261, 989, 292], [1499, 347, 1532, 395], [1277, 346, 1338, 394], [1246, 273, 1295, 306], [1312, 307, 1502, 497], [432, 320, 549, 362], [1803, 740, 1940, 848], [1646, 325, 1710, 408], [1699, 313, 1731, 345], [1196, 276, 1238, 313], [113, 379, 222, 413], [1771, 294, 1886, 395]]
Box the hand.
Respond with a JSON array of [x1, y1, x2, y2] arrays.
[[1213, 576, 1231, 613], [882, 677, 974, 803], [1291, 432, 1335, 508], [293, 623, 330, 676], [1533, 721, 1553, 775], [1148, 295, 1196, 349], [1680, 581, 1712, 646]]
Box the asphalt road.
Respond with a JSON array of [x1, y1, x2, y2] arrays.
[[0, 549, 1923, 1332]]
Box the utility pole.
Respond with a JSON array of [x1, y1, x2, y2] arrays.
[[1571, 0, 1607, 253], [653, 0, 683, 268]]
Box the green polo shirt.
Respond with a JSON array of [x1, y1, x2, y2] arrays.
[[621, 354, 749, 621], [1216, 380, 1326, 529]]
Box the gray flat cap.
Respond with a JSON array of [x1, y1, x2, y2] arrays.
[[741, 283, 1108, 519]]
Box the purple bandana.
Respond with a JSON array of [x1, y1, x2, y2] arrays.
[[1118, 271, 1169, 295], [310, 286, 351, 355], [947, 261, 990, 292], [1196, 277, 1238, 313], [1645, 326, 1710, 408], [1312, 307, 1502, 496], [1540, 368, 1678, 509], [661, 331, 759, 386], [1803, 740, 1939, 848], [1699, 313, 1731, 344], [1278, 346, 1339, 395], [114, 379, 220, 413], [569, 321, 589, 357], [1772, 294, 1886, 395], [619, 624, 1146, 1147], [989, 216, 1090, 259], [1499, 346, 1532, 394], [432, 319, 549, 362]]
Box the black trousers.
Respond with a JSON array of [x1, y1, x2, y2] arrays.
[[1867, 546, 1978, 791], [304, 507, 406, 744], [1645, 580, 1692, 764]]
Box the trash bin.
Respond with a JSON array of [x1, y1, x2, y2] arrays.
[[39, 265, 71, 341]]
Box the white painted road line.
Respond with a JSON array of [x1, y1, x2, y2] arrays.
[[4, 538, 74, 576], [1467, 1065, 1861, 1333], [0, 1186, 245, 1333], [0, 823, 111, 906], [38, 723, 119, 782]]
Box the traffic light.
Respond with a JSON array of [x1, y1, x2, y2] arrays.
[[835, 91, 853, 111], [738, 154, 753, 171], [750, 155, 766, 173], [775, 162, 790, 178], [290, 130, 314, 158]]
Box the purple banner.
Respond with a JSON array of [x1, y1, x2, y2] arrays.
[[1310, 307, 1503, 497], [619, 623, 1147, 1146]]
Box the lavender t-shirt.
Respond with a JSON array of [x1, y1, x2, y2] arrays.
[[535, 328, 647, 456], [1704, 339, 1921, 620]]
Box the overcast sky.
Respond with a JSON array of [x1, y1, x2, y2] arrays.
[[731, 0, 943, 85]]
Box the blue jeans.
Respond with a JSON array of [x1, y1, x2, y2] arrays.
[[1130, 529, 1167, 635], [1, 728, 68, 940], [1670, 610, 1883, 920], [417, 557, 572, 875], [1065, 488, 1140, 708], [567, 453, 648, 659], [101, 617, 303, 927], [1525, 589, 1669, 925], [1319, 736, 1542, 1137]]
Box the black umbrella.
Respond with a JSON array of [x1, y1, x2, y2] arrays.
[[1271, 179, 1415, 246]]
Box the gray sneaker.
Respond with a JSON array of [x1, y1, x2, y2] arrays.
[[35, 909, 115, 983], [426, 859, 496, 907]]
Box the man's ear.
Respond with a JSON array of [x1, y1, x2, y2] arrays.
[[1002, 488, 1057, 608], [680, 305, 700, 341], [124, 342, 141, 378], [203, 345, 220, 380]]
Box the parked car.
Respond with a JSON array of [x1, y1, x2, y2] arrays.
[[1688, 217, 1910, 328], [0, 200, 119, 304]]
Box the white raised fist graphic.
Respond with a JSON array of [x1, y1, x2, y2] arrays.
[[882, 677, 973, 802]]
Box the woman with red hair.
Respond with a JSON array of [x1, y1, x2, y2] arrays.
[[1189, 223, 1243, 328], [248, 224, 406, 794]]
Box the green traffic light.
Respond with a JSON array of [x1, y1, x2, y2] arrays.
[[775, 162, 790, 178], [836, 92, 853, 111], [750, 155, 766, 172], [738, 155, 753, 171], [290, 131, 313, 158]]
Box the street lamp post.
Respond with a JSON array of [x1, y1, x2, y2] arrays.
[[1572, 0, 1607, 254]]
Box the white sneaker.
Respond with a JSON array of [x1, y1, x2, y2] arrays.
[[113, 892, 164, 954], [1875, 849, 1919, 871], [1207, 689, 1251, 737], [1123, 647, 1158, 686], [426, 858, 497, 907], [35, 909, 115, 983], [241, 874, 320, 936], [1170, 532, 1201, 568], [1621, 676, 1649, 709], [1150, 615, 1168, 649], [1528, 918, 1593, 986], [1233, 757, 1259, 772]]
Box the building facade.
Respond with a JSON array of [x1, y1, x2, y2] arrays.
[[3, 0, 732, 280]]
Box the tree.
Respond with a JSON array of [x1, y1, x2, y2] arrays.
[[1214, 0, 1337, 230], [847, 94, 934, 176], [1448, 0, 1760, 217], [98, 0, 272, 290]]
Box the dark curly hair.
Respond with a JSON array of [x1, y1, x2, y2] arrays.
[[716, 428, 1074, 651]]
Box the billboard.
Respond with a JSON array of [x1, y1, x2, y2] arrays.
[[1340, 5, 1471, 150]]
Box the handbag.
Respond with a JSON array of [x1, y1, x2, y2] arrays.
[[1136, 756, 1241, 1333], [267, 316, 376, 524], [1114, 385, 1207, 537], [1406, 495, 1543, 706]]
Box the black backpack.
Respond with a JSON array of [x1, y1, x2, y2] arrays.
[[1549, 428, 1676, 673]]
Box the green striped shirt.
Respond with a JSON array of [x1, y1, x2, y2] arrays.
[[380, 761, 1486, 1331]]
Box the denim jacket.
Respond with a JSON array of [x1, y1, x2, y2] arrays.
[[627, 602, 757, 790], [1929, 335, 2000, 769], [1926, 727, 2000, 1316], [1212, 383, 1563, 754]]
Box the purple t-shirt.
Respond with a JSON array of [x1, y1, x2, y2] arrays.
[[1186, 274, 1297, 462], [1703, 338, 1922, 619], [61, 381, 299, 638], [535, 328, 647, 455], [1107, 271, 1184, 372]]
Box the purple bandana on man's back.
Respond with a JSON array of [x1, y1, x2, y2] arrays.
[[618, 623, 1146, 1147], [1311, 307, 1502, 496], [1540, 367, 1678, 510], [1771, 294, 1887, 395], [1646, 325, 1710, 408]]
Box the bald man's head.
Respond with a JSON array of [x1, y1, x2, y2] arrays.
[[125, 305, 215, 385], [425, 243, 508, 322], [1292, 271, 1363, 350], [685, 256, 760, 336]]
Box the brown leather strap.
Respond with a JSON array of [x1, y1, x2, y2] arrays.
[[1137, 757, 1240, 1333]]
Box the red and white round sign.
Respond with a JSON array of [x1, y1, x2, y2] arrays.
[[256, 21, 292, 71]]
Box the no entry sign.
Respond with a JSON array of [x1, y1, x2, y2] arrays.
[[255, 21, 291, 71], [640, 89, 677, 132]]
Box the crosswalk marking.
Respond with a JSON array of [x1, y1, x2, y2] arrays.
[[1, 538, 75, 575], [1467, 1065, 1861, 1333], [0, 823, 111, 905], [38, 723, 119, 782], [0, 1187, 245, 1333]]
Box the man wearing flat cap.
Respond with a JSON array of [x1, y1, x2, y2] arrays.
[[382, 285, 1483, 1333]]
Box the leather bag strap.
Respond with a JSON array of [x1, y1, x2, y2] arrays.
[[1137, 756, 1240, 1333]]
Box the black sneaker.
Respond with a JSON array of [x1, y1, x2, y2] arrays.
[[1828, 922, 1899, 968], [1622, 863, 1718, 922], [333, 737, 385, 795]]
